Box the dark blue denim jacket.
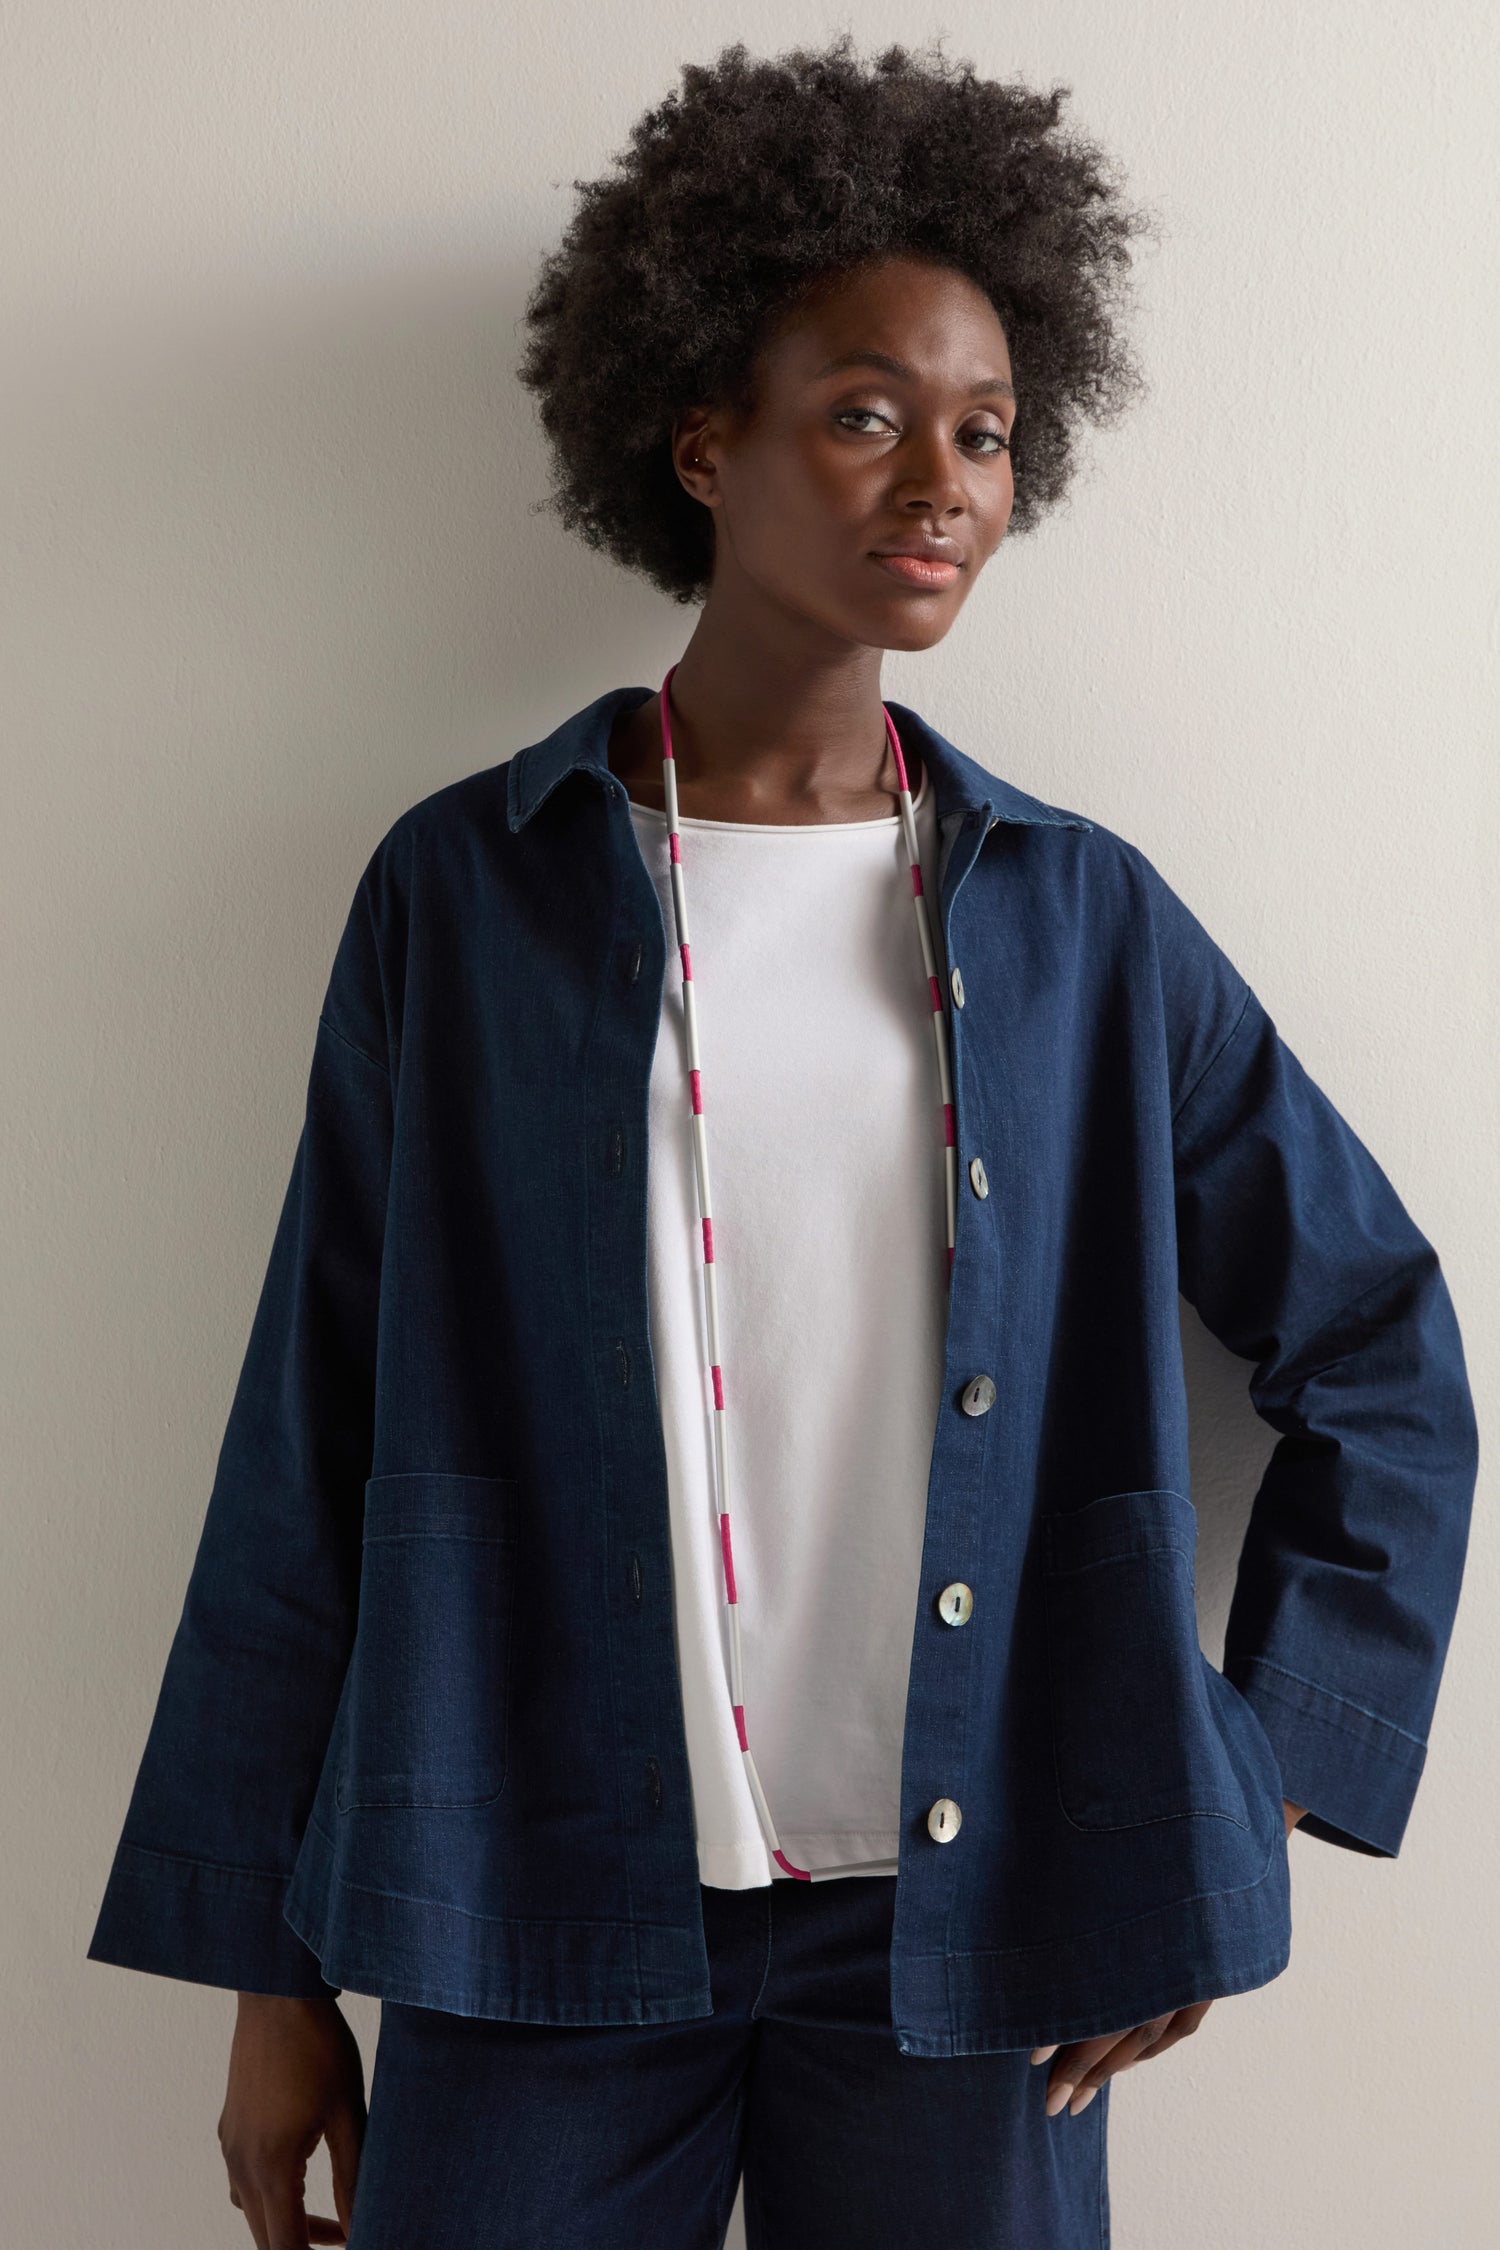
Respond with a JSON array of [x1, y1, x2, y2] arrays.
[[87, 683, 1479, 2057]]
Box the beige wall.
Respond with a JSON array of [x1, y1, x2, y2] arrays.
[[5, 5, 1495, 2244]]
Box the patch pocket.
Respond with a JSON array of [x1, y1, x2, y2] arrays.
[[335, 1472, 519, 1812], [1042, 1489, 1250, 1830]]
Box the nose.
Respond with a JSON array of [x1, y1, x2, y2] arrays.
[[890, 429, 971, 518]]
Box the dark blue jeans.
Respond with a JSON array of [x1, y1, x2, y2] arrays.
[[346, 1875, 1110, 2248]]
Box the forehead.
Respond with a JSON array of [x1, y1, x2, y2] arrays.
[[761, 256, 1012, 382]]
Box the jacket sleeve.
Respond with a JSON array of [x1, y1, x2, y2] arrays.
[[86, 850, 395, 1996], [1140, 849, 1479, 1859]]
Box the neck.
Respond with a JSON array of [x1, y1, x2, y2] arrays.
[[607, 603, 918, 824]]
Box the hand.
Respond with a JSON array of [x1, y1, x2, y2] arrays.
[[218, 1993, 366, 2247], [1030, 1797, 1310, 2118]]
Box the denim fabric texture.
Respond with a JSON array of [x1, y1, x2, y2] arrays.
[[86, 683, 1480, 2057], [344, 1876, 1110, 2249]]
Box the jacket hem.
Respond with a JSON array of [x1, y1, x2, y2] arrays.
[[86, 1840, 340, 1999], [889, 1814, 1292, 2056], [282, 1814, 715, 2025], [894, 1940, 1293, 2058]]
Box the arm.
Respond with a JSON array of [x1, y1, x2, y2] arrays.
[[218, 1995, 366, 2248], [86, 851, 396, 1997], [1142, 851, 1479, 1858], [1174, 979, 1477, 1854], [1029, 848, 1477, 2124]]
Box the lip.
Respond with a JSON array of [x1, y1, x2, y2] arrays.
[[870, 553, 961, 588]]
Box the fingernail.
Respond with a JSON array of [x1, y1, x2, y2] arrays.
[[1030, 2043, 1059, 2064], [1069, 2084, 1099, 2115], [1045, 2079, 1074, 2117]]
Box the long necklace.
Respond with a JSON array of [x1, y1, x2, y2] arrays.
[[655, 661, 955, 1881]]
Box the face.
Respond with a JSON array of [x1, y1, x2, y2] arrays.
[[674, 254, 1017, 651]]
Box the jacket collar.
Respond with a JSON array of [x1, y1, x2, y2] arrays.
[[506, 682, 1092, 836]]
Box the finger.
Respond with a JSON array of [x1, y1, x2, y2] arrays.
[[1054, 2028, 1161, 2115], [1108, 2000, 1215, 2077], [326, 2104, 365, 2240], [305, 2220, 348, 2245], [1099, 2011, 1175, 2070], [1041, 2030, 1139, 2117], [1150, 1999, 1213, 2047], [1124, 2016, 1205, 2061], [260, 2176, 313, 2250], [229, 2175, 272, 2250], [1065, 2018, 1177, 2111], [1110, 2022, 1172, 2071]]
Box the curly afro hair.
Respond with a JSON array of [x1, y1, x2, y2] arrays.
[[517, 33, 1156, 605]]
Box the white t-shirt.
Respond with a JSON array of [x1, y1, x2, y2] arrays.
[[627, 769, 949, 1885]]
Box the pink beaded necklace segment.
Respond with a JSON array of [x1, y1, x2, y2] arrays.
[[654, 661, 956, 1883]]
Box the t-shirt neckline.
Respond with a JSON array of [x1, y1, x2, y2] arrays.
[[625, 767, 929, 835]]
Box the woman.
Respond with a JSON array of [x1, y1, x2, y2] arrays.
[[87, 36, 1477, 2250]]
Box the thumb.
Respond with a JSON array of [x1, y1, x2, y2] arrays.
[[326, 2102, 366, 2239]]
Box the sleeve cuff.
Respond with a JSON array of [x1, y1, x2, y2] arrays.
[[1222, 1655, 1427, 1859], [85, 1841, 340, 1999]]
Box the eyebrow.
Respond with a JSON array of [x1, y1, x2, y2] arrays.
[[811, 349, 1015, 402]]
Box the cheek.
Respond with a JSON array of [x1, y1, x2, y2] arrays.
[[977, 478, 1015, 561], [723, 463, 856, 589]]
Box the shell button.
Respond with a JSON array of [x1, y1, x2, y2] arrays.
[[927, 1798, 963, 1842], [937, 1582, 973, 1626]]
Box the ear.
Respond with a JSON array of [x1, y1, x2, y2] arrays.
[[672, 409, 716, 500]]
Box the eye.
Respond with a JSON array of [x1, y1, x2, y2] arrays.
[[833, 408, 1010, 454]]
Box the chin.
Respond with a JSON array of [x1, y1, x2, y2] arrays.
[[864, 608, 959, 654]]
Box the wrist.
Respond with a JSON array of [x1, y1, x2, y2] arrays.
[[236, 1990, 341, 2012]]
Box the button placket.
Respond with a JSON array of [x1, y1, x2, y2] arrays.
[[923, 848, 992, 1880]]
